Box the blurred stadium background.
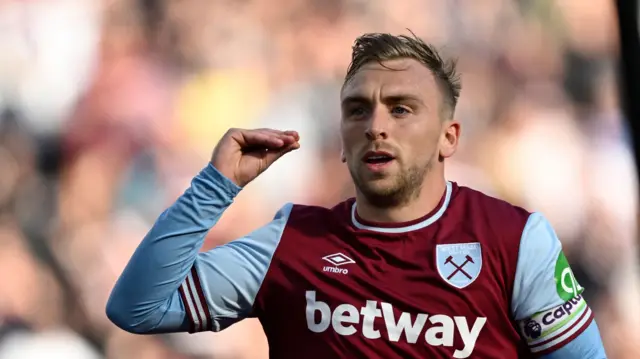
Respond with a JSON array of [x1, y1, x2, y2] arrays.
[[0, 0, 638, 358]]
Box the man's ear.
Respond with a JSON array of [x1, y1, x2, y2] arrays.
[[439, 120, 461, 159], [340, 149, 346, 163]]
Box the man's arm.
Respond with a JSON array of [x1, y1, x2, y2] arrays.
[[106, 163, 291, 334], [511, 213, 607, 358]]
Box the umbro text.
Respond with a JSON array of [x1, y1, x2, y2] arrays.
[[323, 266, 349, 274]]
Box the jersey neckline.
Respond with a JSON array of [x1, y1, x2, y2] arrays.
[[350, 181, 453, 234]]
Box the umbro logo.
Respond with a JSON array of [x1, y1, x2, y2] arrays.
[[322, 253, 355, 274], [323, 253, 355, 266]]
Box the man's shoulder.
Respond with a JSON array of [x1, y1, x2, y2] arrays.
[[449, 183, 532, 248], [453, 182, 531, 223], [288, 200, 346, 215], [282, 199, 353, 229]]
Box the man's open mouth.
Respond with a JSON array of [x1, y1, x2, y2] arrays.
[[362, 151, 395, 165]]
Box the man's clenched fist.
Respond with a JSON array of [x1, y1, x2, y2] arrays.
[[211, 128, 300, 187]]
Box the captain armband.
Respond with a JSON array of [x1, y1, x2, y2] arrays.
[[518, 295, 594, 355]]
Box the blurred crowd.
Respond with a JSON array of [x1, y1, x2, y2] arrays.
[[0, 0, 638, 358]]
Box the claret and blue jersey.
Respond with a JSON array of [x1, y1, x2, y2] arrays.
[[106, 164, 607, 358]]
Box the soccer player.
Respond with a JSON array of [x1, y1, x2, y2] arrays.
[[106, 33, 607, 358]]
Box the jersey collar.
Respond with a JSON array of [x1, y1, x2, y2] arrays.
[[351, 181, 453, 234]]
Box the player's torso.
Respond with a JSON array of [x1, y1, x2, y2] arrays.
[[253, 183, 531, 359]]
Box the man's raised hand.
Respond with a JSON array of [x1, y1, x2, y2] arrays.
[[211, 128, 300, 187]]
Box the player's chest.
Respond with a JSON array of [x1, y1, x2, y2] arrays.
[[258, 230, 515, 358], [267, 230, 511, 314]]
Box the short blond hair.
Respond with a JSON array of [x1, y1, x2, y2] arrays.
[[344, 32, 461, 119]]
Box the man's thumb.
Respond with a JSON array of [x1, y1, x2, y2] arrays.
[[264, 143, 300, 166]]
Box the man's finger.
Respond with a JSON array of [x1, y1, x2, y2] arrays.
[[282, 130, 300, 141], [242, 131, 287, 149], [254, 129, 299, 145], [243, 130, 298, 149]]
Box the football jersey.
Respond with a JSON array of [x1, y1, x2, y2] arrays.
[[107, 164, 598, 359]]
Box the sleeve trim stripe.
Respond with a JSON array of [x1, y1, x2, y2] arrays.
[[178, 267, 213, 333], [178, 280, 199, 333], [185, 272, 206, 332], [188, 267, 212, 331], [530, 306, 593, 353], [534, 311, 594, 356], [530, 306, 590, 351]]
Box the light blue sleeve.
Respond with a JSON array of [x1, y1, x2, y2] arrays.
[[512, 213, 606, 357], [541, 322, 607, 359], [106, 164, 291, 334]]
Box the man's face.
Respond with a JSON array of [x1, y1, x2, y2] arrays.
[[340, 58, 454, 207]]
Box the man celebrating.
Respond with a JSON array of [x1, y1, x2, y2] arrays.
[[106, 33, 607, 358]]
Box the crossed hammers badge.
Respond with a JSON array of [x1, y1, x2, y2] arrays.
[[444, 255, 474, 280], [436, 243, 482, 289]]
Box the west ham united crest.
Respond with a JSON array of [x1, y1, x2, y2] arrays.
[[436, 243, 483, 289]]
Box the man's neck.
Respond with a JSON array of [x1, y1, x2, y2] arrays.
[[355, 174, 447, 224]]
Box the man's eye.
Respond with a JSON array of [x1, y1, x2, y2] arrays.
[[349, 107, 367, 117], [391, 106, 410, 115]]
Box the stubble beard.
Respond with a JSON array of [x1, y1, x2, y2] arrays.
[[350, 159, 433, 209]]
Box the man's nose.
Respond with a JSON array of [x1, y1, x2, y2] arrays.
[[365, 109, 389, 141]]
